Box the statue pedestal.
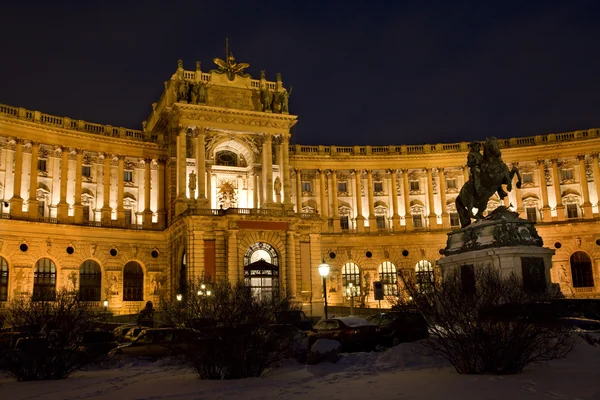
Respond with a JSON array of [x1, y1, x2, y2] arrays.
[[438, 207, 556, 292]]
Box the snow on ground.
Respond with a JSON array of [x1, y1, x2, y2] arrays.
[[1, 339, 599, 400]]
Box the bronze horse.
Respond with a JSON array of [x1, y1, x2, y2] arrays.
[[455, 138, 522, 228]]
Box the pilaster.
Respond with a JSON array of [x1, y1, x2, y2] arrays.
[[402, 169, 413, 230], [578, 155, 593, 218], [438, 167, 449, 228], [143, 157, 153, 229], [550, 158, 565, 221], [367, 169, 376, 230], [331, 170, 341, 232], [157, 157, 167, 229], [390, 169, 401, 230], [9, 139, 24, 218], [73, 149, 84, 223], [354, 170, 365, 232], [57, 147, 70, 223], [537, 160, 552, 222], [101, 154, 112, 225], [27, 141, 39, 219], [116, 155, 126, 226]]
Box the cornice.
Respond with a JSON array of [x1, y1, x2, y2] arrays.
[[174, 104, 298, 131]]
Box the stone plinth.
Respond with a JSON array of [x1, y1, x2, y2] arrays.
[[438, 207, 555, 291]]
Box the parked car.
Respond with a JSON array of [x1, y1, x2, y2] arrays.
[[308, 317, 379, 351], [275, 310, 313, 331], [366, 311, 429, 346], [109, 328, 200, 358], [77, 331, 119, 359]]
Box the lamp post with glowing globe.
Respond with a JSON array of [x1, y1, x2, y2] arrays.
[[318, 259, 330, 320]]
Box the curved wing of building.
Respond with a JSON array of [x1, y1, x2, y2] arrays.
[[0, 58, 598, 314]]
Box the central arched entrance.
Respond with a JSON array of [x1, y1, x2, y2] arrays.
[[243, 242, 279, 300]]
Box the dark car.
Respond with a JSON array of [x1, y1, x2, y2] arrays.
[[77, 331, 119, 359], [275, 310, 313, 331], [308, 317, 379, 351], [109, 328, 200, 358], [366, 311, 429, 346]]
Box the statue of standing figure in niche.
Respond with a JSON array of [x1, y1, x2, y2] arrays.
[[261, 88, 273, 112], [188, 171, 197, 192], [177, 79, 189, 102], [274, 177, 282, 195], [198, 82, 207, 103], [280, 87, 292, 114]]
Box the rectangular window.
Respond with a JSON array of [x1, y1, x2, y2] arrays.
[[124, 209, 132, 225], [340, 216, 349, 230], [410, 181, 420, 191], [82, 165, 91, 178], [301, 182, 311, 192], [567, 203, 578, 219], [450, 212, 460, 227], [124, 171, 133, 182], [374, 182, 383, 193], [561, 169, 573, 181], [526, 207, 537, 222], [338, 182, 347, 193], [376, 216, 386, 229], [38, 201, 45, 217], [446, 179, 457, 189], [83, 205, 90, 222], [37, 159, 47, 172], [523, 173, 533, 183], [412, 214, 423, 228]]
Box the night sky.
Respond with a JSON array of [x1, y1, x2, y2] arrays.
[[1, 0, 599, 146]]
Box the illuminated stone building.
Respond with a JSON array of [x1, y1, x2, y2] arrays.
[[0, 55, 598, 315]]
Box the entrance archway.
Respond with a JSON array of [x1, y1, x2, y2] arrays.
[[243, 242, 279, 300]]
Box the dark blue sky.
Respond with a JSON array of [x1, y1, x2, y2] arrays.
[[1, 0, 599, 146]]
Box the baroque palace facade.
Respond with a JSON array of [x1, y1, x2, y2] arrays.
[[0, 55, 599, 315]]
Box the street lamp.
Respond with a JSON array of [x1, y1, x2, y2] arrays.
[[103, 299, 108, 312], [176, 293, 182, 302], [318, 259, 330, 320], [347, 283, 357, 316]]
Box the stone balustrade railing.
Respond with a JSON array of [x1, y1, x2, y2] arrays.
[[0, 104, 149, 142], [180, 70, 278, 90], [288, 128, 600, 157]]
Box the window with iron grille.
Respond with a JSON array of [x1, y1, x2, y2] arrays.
[[415, 260, 434, 293], [301, 182, 311, 192], [79, 260, 101, 301], [37, 159, 47, 172], [340, 216, 349, 230], [341, 262, 361, 296], [338, 182, 347, 192], [33, 258, 56, 301], [526, 207, 537, 222], [38, 201, 45, 217], [413, 214, 423, 228], [561, 169, 573, 181], [446, 179, 457, 189], [378, 261, 397, 295], [124, 171, 133, 182], [123, 261, 144, 301], [567, 204, 578, 219], [376, 216, 386, 229], [410, 181, 420, 191], [374, 182, 383, 193], [82, 165, 91, 178], [522, 173, 533, 183], [0, 256, 8, 301]]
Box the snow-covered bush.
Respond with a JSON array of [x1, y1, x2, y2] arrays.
[[0, 289, 101, 380], [395, 267, 576, 374], [159, 280, 303, 379]]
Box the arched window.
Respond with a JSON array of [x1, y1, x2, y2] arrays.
[[79, 260, 101, 301], [33, 258, 56, 301], [0, 256, 8, 301], [342, 262, 361, 296], [570, 251, 594, 288], [123, 262, 144, 301], [378, 261, 397, 295], [215, 150, 238, 167], [415, 260, 434, 292], [243, 242, 279, 300], [179, 252, 187, 294]]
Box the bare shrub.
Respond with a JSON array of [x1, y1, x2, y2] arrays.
[[395, 267, 576, 374], [0, 289, 102, 380], [159, 280, 303, 379]]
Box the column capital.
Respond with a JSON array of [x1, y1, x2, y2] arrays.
[[144, 157, 153, 164], [577, 154, 587, 162], [536, 159, 546, 166], [73, 148, 84, 155], [401, 168, 410, 174], [591, 153, 599, 159], [388, 168, 398, 175], [13, 137, 24, 145], [28, 140, 40, 147], [436, 167, 445, 174]]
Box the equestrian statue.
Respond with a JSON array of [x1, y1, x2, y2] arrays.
[[455, 138, 522, 228]]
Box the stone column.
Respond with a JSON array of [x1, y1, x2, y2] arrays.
[[57, 147, 70, 223], [354, 170, 365, 232], [176, 128, 188, 215], [295, 169, 302, 213], [206, 167, 212, 208], [27, 141, 39, 219], [227, 230, 239, 283], [438, 167, 449, 228], [157, 158, 166, 229], [318, 169, 328, 219], [265, 134, 274, 206], [9, 139, 24, 217], [143, 158, 153, 228], [331, 170, 340, 232], [578, 155, 593, 218], [390, 169, 401, 230], [116, 155, 126, 225], [402, 169, 413, 230], [550, 158, 565, 221], [592, 154, 600, 214], [253, 172, 259, 208], [366, 170, 376, 230], [73, 149, 84, 223], [282, 136, 292, 210], [196, 129, 208, 207], [426, 168, 437, 229], [537, 160, 552, 221], [101, 154, 112, 224], [286, 231, 297, 297]]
